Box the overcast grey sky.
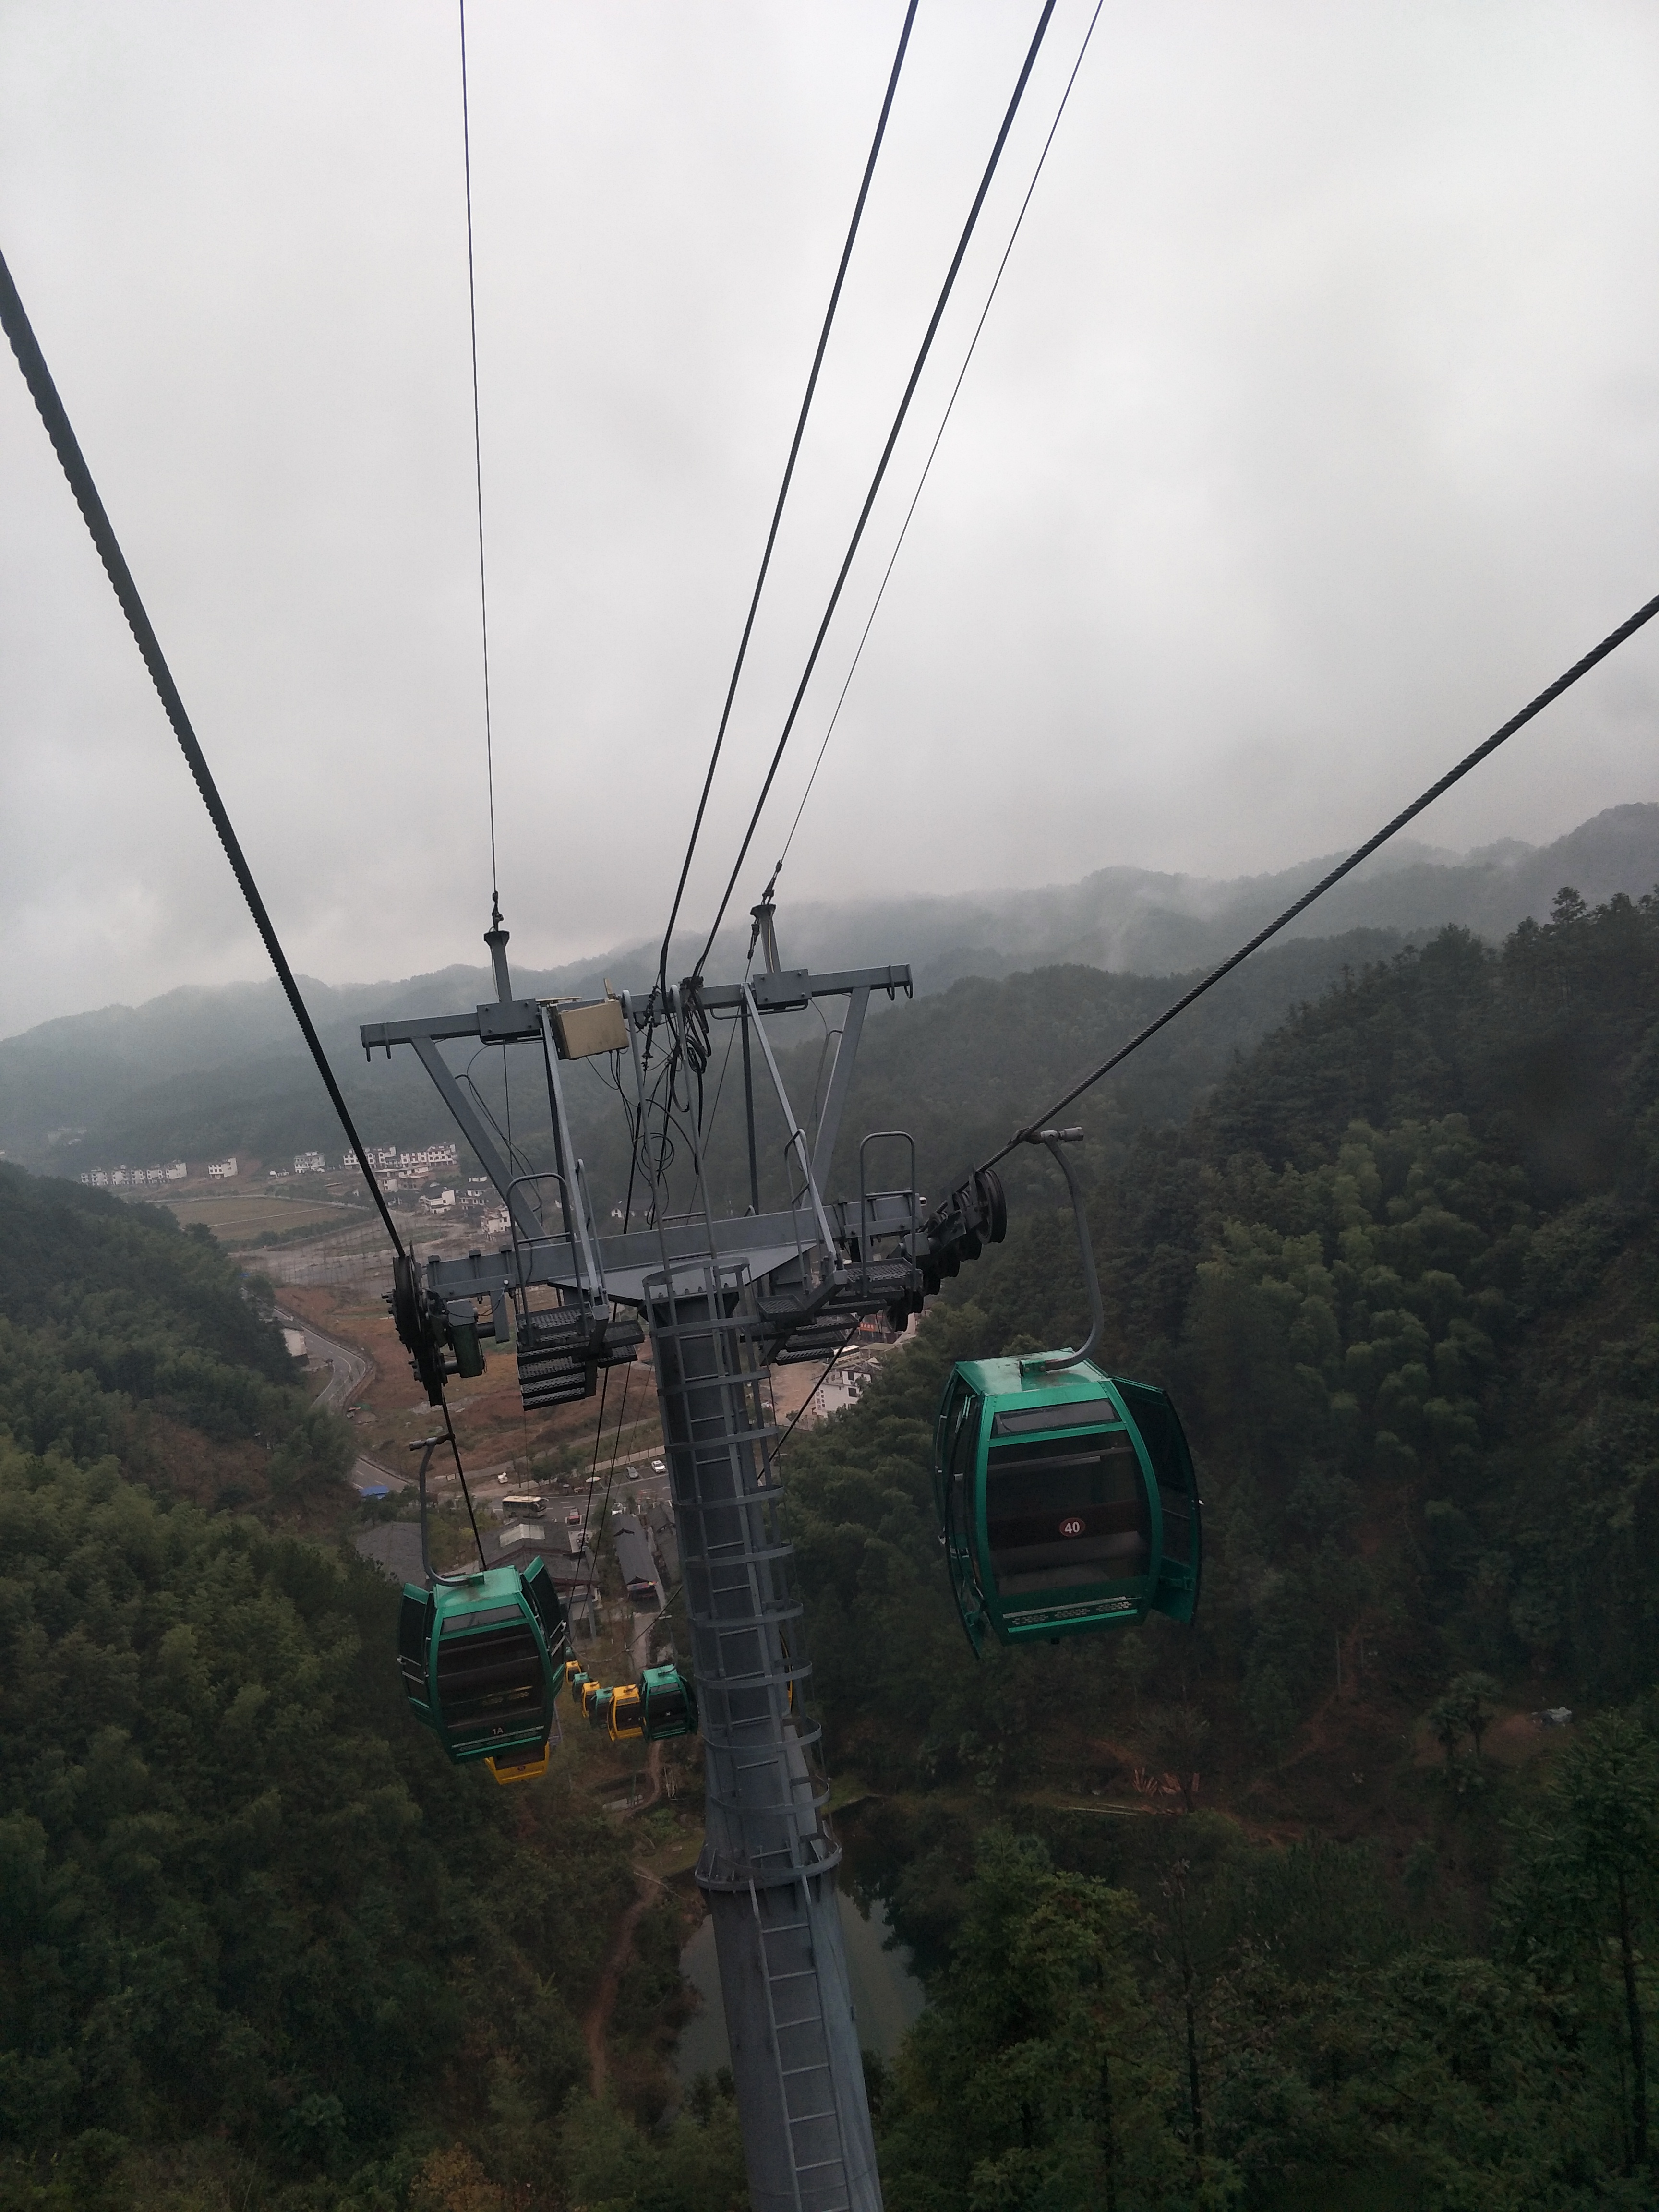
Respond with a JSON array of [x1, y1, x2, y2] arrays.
[[3, 0, 1658, 1039]]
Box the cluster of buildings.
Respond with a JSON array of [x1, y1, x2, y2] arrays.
[[418, 1181, 517, 1228], [264, 1151, 328, 1180], [354, 1478, 680, 1652], [78, 1137, 470, 1202], [805, 1321, 911, 1424], [483, 1497, 676, 1636], [356, 1142, 458, 1184], [80, 1156, 242, 1187], [80, 1160, 189, 1189]]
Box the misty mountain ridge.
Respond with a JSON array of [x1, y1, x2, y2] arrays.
[[3, 802, 1653, 1171], [732, 800, 1658, 983]]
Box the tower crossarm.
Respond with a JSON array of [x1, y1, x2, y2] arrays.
[[416, 1188, 920, 1312]]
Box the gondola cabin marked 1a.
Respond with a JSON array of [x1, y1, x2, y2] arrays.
[[397, 1557, 566, 1774], [934, 1358, 1201, 1653]]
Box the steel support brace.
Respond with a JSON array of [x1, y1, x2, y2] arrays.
[[740, 984, 838, 1262], [408, 1034, 543, 1248], [810, 985, 869, 1188]]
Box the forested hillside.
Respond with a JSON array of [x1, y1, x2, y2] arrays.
[[0, 1173, 650, 2210], [788, 886, 1659, 2207], [0, 927, 1416, 1196], [0, 1168, 360, 1516], [4, 882, 1658, 2209]]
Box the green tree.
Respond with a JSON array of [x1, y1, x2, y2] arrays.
[[1501, 1711, 1659, 2177], [1451, 1671, 1502, 1762], [879, 1831, 1186, 2210], [0, 1435, 625, 2189]]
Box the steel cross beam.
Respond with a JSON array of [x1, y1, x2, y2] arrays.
[[358, 961, 912, 1307]]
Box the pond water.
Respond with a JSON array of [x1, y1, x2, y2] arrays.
[[673, 1887, 924, 2084]]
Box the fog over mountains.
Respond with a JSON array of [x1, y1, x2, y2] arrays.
[[709, 799, 1659, 986], [3, 802, 1654, 1176]]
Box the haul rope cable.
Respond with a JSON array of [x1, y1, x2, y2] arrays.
[[577, 1366, 614, 1563], [458, 0, 522, 1371], [978, 587, 1659, 1175], [773, 1315, 865, 1463], [458, 0, 503, 930], [0, 246, 406, 1265], [772, 0, 1106, 896], [656, 0, 920, 993], [692, 0, 1060, 979], [441, 1396, 489, 1570], [0, 244, 494, 1573]]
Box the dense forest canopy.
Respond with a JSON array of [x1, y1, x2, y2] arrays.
[[2, 884, 1657, 2208], [783, 887, 1659, 2206], [0, 1168, 344, 1498], [0, 1170, 646, 2210]]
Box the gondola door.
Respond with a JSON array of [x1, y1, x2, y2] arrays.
[[975, 1380, 1155, 1645], [1113, 1378, 1202, 1623]]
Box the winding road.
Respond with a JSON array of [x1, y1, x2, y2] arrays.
[[276, 1305, 372, 1410], [275, 1306, 403, 1488]]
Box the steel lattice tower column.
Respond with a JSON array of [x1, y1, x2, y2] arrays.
[[647, 1261, 879, 2212]]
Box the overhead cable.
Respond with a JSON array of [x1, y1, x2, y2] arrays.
[[693, 0, 1060, 975], [980, 588, 1659, 1174], [458, 0, 503, 925], [0, 245, 408, 1259], [771, 1317, 864, 1463], [442, 1398, 490, 1572], [655, 0, 921, 991], [775, 0, 1105, 886]]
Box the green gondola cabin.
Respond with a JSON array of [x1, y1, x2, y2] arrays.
[[639, 1662, 697, 1741], [934, 1357, 1200, 1653], [397, 1558, 566, 1769], [583, 1679, 615, 1730]]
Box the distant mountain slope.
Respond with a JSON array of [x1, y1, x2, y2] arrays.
[[2, 803, 1652, 1173], [729, 799, 1659, 988]]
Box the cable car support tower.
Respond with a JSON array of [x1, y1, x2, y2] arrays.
[[364, 912, 1002, 2212]]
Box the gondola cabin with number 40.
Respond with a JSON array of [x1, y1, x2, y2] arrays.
[[935, 1358, 1201, 1652]]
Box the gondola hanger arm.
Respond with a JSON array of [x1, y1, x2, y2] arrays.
[[1021, 1128, 1103, 1376]]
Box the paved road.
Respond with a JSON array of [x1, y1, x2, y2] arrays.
[[276, 1306, 408, 1490], [276, 1305, 373, 1413]]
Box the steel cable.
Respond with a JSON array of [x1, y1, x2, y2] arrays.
[[656, 0, 920, 992], [692, 0, 1060, 976], [977, 589, 1659, 1174], [0, 245, 408, 1260], [774, 0, 1105, 887], [458, 0, 503, 924]]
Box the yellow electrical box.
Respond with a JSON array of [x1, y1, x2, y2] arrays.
[[549, 995, 628, 1059]]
